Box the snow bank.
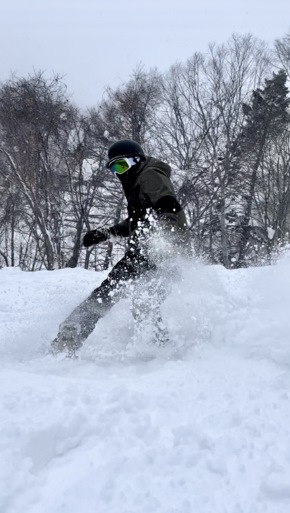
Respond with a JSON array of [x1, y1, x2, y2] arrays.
[[0, 255, 290, 513]]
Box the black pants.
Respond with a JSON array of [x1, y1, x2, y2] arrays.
[[92, 249, 156, 303], [51, 250, 158, 354]]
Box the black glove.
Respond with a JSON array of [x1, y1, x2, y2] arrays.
[[83, 228, 110, 248]]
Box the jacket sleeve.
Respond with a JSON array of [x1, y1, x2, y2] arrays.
[[139, 168, 182, 225], [109, 218, 131, 237]]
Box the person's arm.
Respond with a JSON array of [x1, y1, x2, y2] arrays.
[[155, 195, 182, 227], [109, 218, 130, 237], [83, 219, 131, 247], [140, 169, 182, 227]]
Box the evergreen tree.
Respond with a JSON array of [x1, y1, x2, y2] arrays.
[[235, 70, 290, 266]]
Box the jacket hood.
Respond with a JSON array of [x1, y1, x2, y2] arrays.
[[116, 156, 172, 189], [144, 156, 172, 178]]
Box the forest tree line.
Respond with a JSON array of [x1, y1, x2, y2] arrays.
[[1, 32, 290, 271]]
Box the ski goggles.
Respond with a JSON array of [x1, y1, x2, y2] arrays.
[[109, 157, 136, 175]]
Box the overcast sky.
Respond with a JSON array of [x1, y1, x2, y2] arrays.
[[1, 0, 289, 109]]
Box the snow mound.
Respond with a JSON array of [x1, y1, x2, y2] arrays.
[[1, 254, 290, 513]]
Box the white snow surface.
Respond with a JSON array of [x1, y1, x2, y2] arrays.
[[1, 255, 290, 513]]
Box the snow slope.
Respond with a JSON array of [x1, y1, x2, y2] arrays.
[[1, 255, 290, 513]]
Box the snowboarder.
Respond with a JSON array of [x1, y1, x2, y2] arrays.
[[51, 139, 189, 355]]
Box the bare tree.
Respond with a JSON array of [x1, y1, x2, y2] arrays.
[[98, 66, 162, 148], [0, 72, 76, 269], [153, 34, 271, 265], [252, 130, 290, 258], [275, 31, 290, 76]]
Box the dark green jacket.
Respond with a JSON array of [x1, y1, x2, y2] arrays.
[[110, 157, 188, 242]]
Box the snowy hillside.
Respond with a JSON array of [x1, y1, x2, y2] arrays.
[[1, 255, 290, 513]]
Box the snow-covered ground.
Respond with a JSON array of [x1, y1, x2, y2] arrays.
[[1, 254, 290, 513]]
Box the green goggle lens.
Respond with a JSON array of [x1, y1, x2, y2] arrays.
[[110, 159, 130, 175]]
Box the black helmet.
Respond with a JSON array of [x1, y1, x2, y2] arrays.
[[106, 139, 145, 168]]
